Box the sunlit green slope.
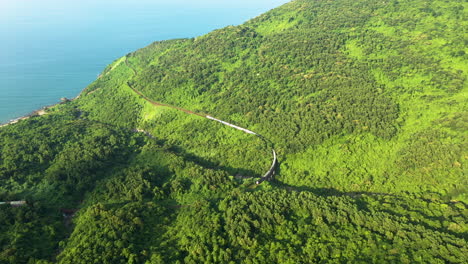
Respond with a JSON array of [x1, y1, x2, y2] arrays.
[[0, 0, 467, 263], [80, 0, 467, 201]]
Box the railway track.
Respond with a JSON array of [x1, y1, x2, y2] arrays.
[[124, 56, 276, 183]]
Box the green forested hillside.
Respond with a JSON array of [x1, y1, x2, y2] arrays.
[[0, 0, 467, 263]]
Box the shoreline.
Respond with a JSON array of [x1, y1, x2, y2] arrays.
[[0, 103, 58, 128], [0, 92, 83, 129], [0, 62, 111, 129], [0, 59, 108, 129]]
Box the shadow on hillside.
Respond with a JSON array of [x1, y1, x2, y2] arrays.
[[269, 177, 468, 240], [167, 144, 260, 178], [269, 160, 398, 198]]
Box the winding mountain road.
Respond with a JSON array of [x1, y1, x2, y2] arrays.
[[124, 57, 276, 183]]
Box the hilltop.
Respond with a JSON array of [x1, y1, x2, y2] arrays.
[[0, 0, 466, 263]]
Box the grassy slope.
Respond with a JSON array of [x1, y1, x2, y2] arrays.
[[77, 0, 467, 201], [78, 42, 273, 179], [1, 0, 466, 263]]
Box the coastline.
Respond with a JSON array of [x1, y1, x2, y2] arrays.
[[0, 104, 57, 128], [0, 59, 109, 129], [0, 91, 84, 129]]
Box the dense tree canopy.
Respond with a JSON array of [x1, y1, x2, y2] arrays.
[[0, 0, 466, 262]]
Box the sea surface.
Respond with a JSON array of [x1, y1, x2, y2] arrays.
[[0, 0, 288, 123]]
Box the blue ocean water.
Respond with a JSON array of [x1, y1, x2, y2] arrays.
[[0, 0, 288, 123]]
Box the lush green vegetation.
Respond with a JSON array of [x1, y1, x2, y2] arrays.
[[0, 0, 466, 263], [79, 0, 467, 201]]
